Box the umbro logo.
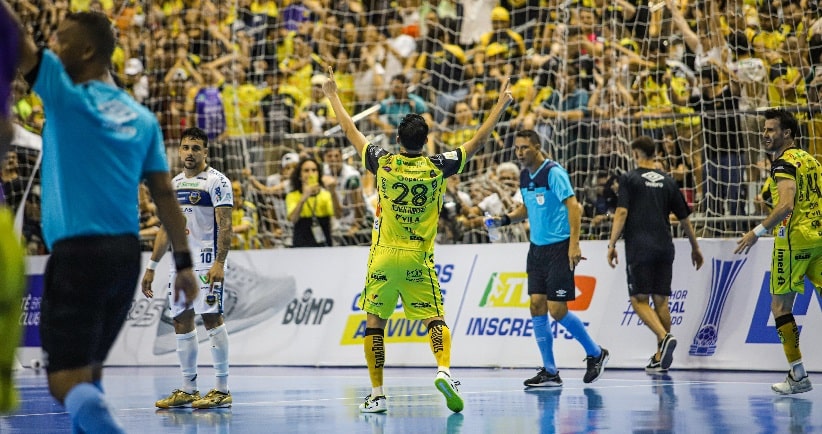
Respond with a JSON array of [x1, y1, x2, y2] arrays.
[[641, 172, 665, 183]]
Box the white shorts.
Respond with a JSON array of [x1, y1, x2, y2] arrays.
[[166, 264, 225, 318]]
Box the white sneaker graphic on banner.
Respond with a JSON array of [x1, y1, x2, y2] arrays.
[[153, 262, 297, 355]]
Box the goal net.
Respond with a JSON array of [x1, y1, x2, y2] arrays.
[[9, 0, 821, 244], [4, 123, 43, 254]]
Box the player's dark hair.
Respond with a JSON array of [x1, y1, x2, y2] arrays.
[[65, 12, 116, 65], [764, 109, 800, 139], [290, 157, 321, 193], [515, 129, 542, 148], [631, 135, 656, 158], [397, 114, 428, 152], [181, 127, 209, 147]]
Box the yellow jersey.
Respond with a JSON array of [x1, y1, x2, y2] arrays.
[[363, 144, 467, 253], [770, 148, 822, 249]]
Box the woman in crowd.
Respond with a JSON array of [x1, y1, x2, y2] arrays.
[[285, 157, 342, 247]]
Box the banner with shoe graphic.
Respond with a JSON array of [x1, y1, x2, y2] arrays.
[[16, 238, 822, 371]]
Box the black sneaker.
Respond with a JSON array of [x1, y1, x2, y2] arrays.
[[583, 347, 609, 384], [645, 355, 668, 374], [658, 334, 677, 370], [523, 368, 562, 388]]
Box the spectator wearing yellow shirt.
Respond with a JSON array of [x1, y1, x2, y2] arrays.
[[279, 34, 323, 98], [286, 157, 342, 248], [805, 33, 822, 162], [251, 0, 279, 17], [748, 3, 787, 60], [231, 181, 260, 250], [473, 7, 526, 77], [296, 74, 337, 136], [221, 64, 264, 139]]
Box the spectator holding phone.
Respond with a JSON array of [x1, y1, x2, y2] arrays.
[[285, 157, 342, 247]]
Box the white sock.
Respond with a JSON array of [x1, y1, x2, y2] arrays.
[[438, 367, 451, 377], [176, 330, 198, 393], [208, 324, 230, 393], [371, 386, 384, 397], [791, 360, 807, 380]]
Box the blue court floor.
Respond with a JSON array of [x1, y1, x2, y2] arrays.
[[1, 366, 820, 433]]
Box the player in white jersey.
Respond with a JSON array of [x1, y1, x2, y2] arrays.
[[142, 127, 235, 409]]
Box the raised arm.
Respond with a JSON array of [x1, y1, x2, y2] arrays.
[[666, 0, 700, 53], [322, 66, 369, 155], [3, 0, 39, 76], [463, 78, 513, 159]]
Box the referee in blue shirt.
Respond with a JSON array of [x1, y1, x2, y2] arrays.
[[490, 129, 609, 387], [8, 5, 198, 432]]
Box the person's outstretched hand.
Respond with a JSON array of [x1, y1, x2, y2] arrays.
[[497, 78, 514, 106], [322, 66, 338, 96]]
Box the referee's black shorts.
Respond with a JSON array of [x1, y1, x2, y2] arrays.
[[40, 235, 140, 372], [526, 239, 575, 302]]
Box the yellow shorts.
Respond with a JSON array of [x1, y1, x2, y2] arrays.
[[361, 245, 445, 320], [770, 246, 822, 295]]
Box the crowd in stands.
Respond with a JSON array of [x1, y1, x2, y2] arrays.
[[6, 0, 822, 251]]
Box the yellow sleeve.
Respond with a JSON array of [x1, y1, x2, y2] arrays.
[[285, 191, 301, 216]]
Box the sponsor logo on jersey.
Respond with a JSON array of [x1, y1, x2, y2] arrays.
[[341, 264, 455, 344], [641, 171, 665, 188]]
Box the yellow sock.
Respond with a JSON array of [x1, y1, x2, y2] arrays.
[[363, 328, 385, 390], [428, 321, 451, 370], [776, 315, 802, 364], [0, 207, 26, 413]]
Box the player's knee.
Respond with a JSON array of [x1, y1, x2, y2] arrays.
[[426, 319, 447, 331], [47, 369, 93, 404], [546, 302, 567, 320], [173, 311, 196, 334], [202, 314, 224, 330], [529, 302, 547, 317]]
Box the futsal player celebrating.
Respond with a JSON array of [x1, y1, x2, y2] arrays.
[[323, 65, 512, 413]]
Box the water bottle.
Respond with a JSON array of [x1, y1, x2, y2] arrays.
[[484, 212, 501, 242]]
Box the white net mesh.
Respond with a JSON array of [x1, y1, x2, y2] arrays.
[[4, 123, 43, 254], [8, 0, 822, 246]]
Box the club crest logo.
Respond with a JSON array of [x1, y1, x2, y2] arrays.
[[189, 191, 201, 204]]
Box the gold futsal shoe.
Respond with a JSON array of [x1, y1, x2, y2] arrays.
[[192, 389, 233, 409], [155, 389, 201, 408]]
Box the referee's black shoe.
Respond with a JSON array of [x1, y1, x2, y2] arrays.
[[583, 347, 609, 384]]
